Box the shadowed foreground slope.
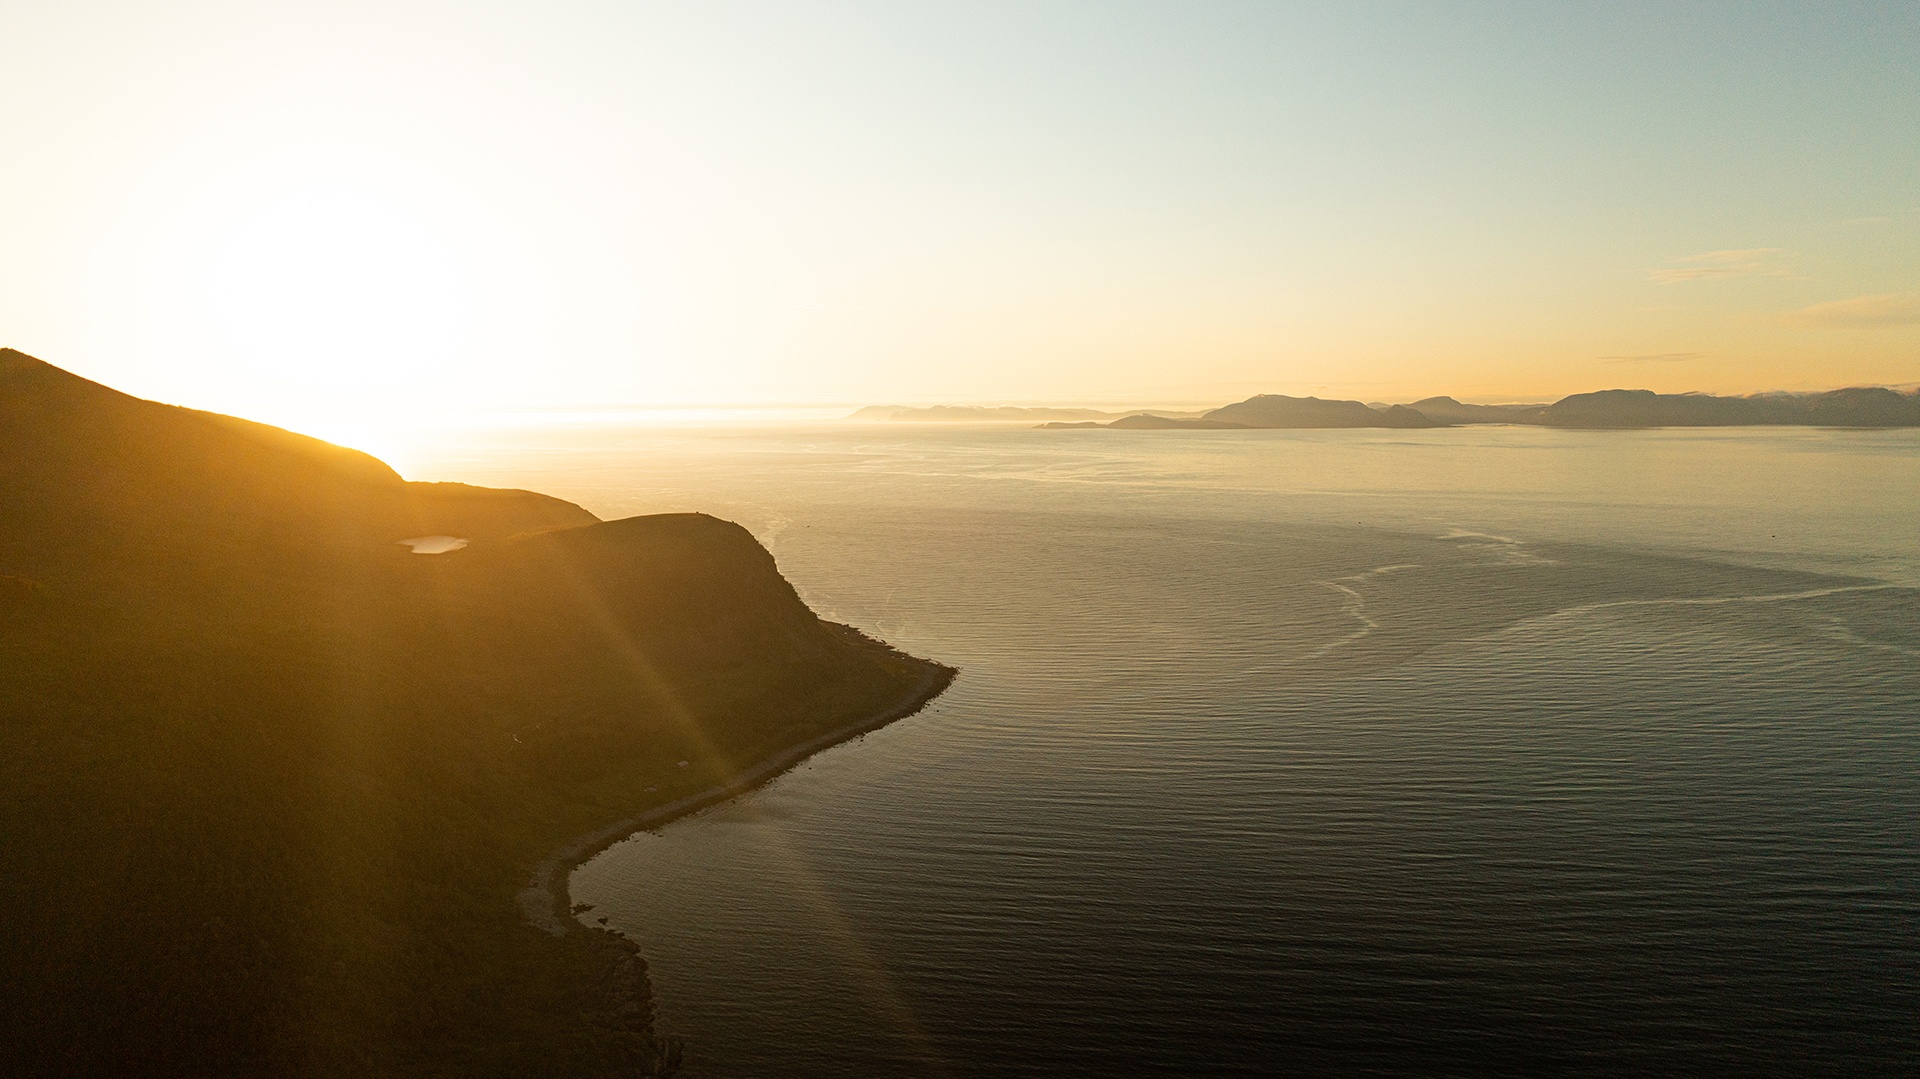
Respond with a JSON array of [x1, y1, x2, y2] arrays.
[[0, 350, 950, 1077]]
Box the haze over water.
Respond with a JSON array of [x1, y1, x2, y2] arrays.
[[412, 424, 1919, 1077]]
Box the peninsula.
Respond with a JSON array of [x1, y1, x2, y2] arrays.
[[0, 350, 952, 1077]]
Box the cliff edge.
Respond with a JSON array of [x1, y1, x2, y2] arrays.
[[0, 350, 949, 1078]]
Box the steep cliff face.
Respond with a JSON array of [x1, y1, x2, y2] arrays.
[[0, 350, 946, 1077]]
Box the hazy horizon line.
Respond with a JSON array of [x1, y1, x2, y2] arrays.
[[388, 380, 1920, 418]]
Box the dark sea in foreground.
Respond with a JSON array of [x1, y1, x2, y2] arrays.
[[409, 423, 1919, 1077]]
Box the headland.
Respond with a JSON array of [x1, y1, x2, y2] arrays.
[[0, 348, 953, 1078]]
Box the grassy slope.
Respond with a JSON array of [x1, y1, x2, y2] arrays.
[[0, 350, 946, 1077]]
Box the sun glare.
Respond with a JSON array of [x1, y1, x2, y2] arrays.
[[201, 185, 475, 389], [77, 140, 548, 434]]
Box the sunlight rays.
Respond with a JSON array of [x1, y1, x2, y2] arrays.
[[201, 185, 475, 385]]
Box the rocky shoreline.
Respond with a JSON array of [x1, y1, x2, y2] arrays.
[[516, 655, 954, 1074], [518, 656, 957, 938]]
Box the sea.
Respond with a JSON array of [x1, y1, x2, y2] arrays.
[[399, 421, 1920, 1077]]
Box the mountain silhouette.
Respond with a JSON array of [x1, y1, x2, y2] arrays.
[[1403, 396, 1550, 424], [1203, 394, 1446, 428], [1538, 387, 1920, 428], [0, 349, 948, 1078]]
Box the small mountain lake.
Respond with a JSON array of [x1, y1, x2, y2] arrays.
[[396, 535, 467, 554]]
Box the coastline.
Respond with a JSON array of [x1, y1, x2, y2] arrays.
[[518, 657, 957, 937]]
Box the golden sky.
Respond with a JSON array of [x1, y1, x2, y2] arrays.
[[3, 1, 1916, 429]]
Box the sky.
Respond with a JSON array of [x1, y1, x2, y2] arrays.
[[3, 0, 1917, 430]]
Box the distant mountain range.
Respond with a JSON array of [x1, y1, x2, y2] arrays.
[[1526, 387, 1920, 428], [864, 387, 1920, 430], [1209, 395, 1443, 429]]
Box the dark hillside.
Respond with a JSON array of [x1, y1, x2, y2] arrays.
[[0, 349, 595, 595], [0, 349, 949, 1077]]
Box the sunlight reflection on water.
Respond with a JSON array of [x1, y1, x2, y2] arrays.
[[407, 424, 1918, 1077]]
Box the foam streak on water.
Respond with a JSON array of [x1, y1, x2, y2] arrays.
[[405, 425, 1919, 1077]]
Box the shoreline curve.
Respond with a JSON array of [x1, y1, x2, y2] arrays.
[[518, 659, 957, 937]]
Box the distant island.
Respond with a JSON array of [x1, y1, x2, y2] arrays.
[[0, 350, 952, 1077], [851, 404, 1209, 422], [954, 386, 1920, 430], [1057, 414, 1256, 430]]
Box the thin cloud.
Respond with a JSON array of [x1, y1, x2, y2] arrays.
[[1785, 290, 1920, 328], [1647, 248, 1791, 284], [1598, 352, 1704, 364]]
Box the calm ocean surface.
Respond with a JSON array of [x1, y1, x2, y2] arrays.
[[407, 424, 1920, 1077]]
